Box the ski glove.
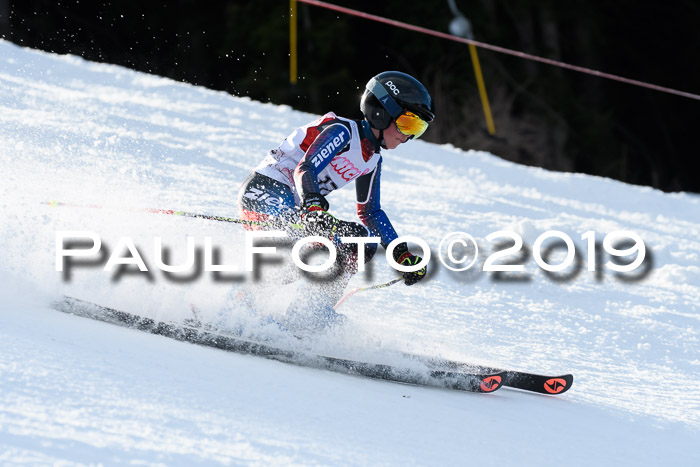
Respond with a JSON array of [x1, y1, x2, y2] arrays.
[[301, 193, 337, 237], [393, 242, 427, 286], [301, 192, 329, 212]]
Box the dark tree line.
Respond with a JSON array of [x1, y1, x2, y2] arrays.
[[3, 0, 699, 193]]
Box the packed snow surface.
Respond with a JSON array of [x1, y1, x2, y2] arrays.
[[1, 40, 699, 465]]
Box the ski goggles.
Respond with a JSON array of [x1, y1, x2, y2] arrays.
[[394, 111, 429, 139], [366, 77, 430, 139]]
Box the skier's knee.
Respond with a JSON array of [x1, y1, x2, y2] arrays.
[[337, 221, 378, 265]]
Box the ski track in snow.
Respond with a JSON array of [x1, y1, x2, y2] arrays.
[[1, 40, 699, 465]]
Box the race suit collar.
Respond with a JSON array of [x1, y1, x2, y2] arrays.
[[360, 119, 382, 153]]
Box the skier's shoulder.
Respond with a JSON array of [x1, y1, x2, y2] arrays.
[[306, 111, 356, 134]]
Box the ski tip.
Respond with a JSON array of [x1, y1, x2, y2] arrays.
[[542, 374, 574, 395]]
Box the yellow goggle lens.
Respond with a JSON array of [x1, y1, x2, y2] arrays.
[[395, 111, 429, 139]]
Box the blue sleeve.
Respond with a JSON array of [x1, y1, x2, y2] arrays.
[[355, 158, 399, 248], [294, 122, 351, 199]]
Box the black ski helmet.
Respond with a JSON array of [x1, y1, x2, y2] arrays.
[[360, 71, 435, 131]]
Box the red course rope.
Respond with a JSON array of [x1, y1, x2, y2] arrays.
[[297, 0, 700, 102]]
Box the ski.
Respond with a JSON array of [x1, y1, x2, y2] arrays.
[[476, 367, 572, 395], [403, 355, 573, 395], [51, 296, 504, 394]]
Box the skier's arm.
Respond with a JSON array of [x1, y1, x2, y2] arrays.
[[294, 123, 351, 201], [355, 159, 399, 248], [356, 159, 427, 285]]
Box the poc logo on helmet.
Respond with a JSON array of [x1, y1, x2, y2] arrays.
[[385, 80, 400, 95]]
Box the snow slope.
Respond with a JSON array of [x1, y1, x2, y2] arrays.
[[1, 40, 699, 465]]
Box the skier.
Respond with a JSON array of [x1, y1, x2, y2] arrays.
[[236, 71, 435, 329]]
